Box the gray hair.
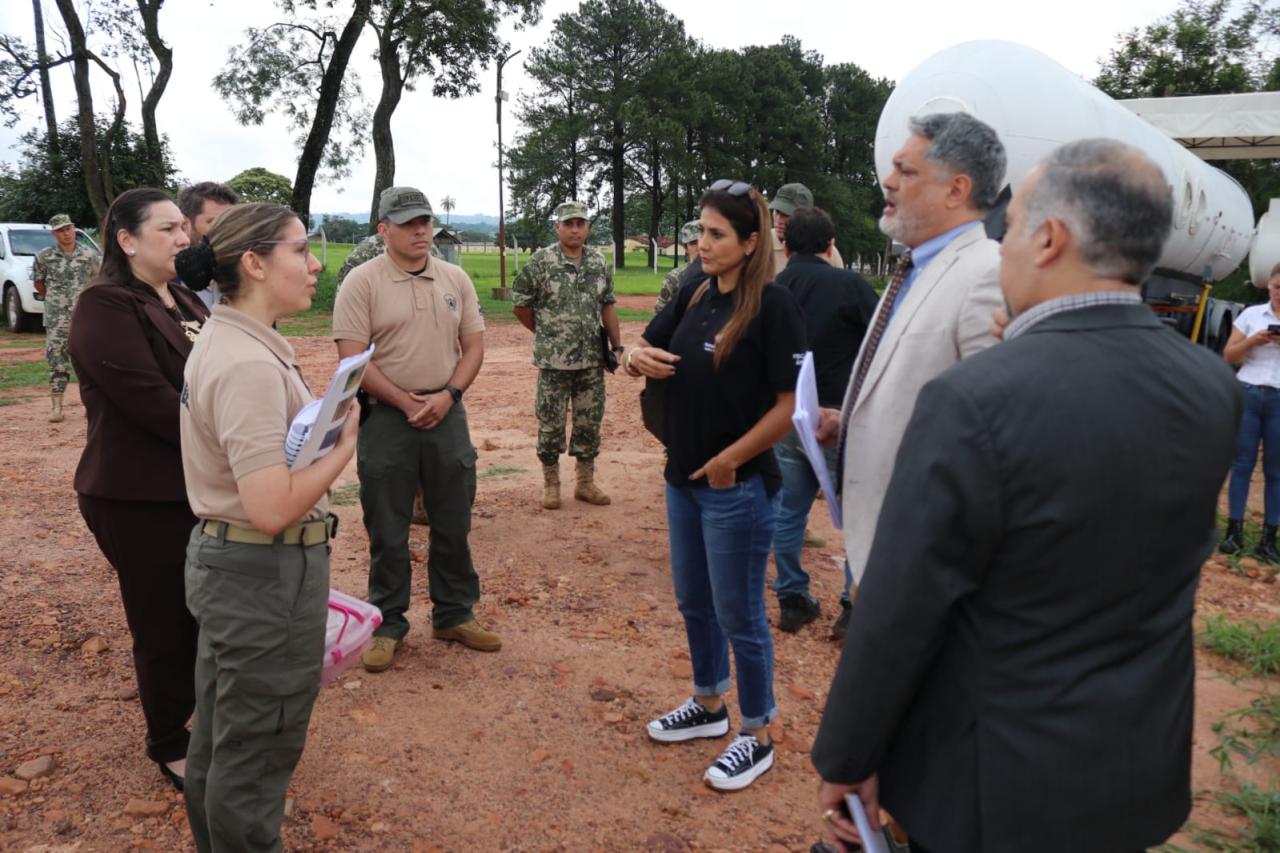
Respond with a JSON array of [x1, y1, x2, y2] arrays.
[[1022, 139, 1172, 285], [909, 112, 1007, 212]]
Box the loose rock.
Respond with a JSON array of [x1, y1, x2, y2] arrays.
[[123, 798, 169, 817], [0, 777, 27, 796], [81, 635, 109, 655], [15, 755, 55, 781]]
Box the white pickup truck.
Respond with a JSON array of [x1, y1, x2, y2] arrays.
[[0, 223, 100, 333]]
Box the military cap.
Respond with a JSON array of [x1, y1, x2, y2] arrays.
[[48, 214, 73, 230], [555, 201, 590, 223], [378, 186, 433, 224], [769, 183, 814, 216], [679, 220, 701, 245]]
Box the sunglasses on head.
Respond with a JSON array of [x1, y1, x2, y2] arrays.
[[708, 179, 752, 197]]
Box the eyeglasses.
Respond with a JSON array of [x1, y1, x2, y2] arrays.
[[247, 238, 310, 251], [708, 179, 752, 197]]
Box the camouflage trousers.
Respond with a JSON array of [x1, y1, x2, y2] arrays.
[[44, 299, 73, 395], [536, 367, 605, 466]]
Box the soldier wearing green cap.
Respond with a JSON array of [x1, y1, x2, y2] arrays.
[[654, 219, 702, 316], [32, 214, 99, 422], [512, 201, 621, 509], [769, 183, 843, 277]]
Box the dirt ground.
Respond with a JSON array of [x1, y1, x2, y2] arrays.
[[0, 319, 1276, 852]]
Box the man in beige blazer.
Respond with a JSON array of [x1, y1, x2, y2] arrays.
[[818, 112, 1007, 631]]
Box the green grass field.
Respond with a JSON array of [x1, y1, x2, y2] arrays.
[[281, 242, 671, 336]]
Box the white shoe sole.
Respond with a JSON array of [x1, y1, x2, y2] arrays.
[[645, 718, 730, 743], [703, 748, 774, 791]]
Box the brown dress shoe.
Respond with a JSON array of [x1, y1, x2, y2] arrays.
[[432, 619, 502, 652], [362, 636, 399, 672]]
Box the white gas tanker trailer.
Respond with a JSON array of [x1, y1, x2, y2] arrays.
[[876, 39, 1279, 352]]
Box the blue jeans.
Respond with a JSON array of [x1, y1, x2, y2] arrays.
[[665, 475, 778, 729], [772, 430, 854, 602], [1228, 383, 1280, 525]]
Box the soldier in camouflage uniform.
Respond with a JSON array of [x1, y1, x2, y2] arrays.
[[512, 201, 622, 509], [654, 219, 702, 316], [32, 214, 99, 423]]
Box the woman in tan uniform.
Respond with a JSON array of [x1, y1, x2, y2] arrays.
[[175, 203, 358, 852]]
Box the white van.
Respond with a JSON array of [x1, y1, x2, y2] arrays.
[[0, 223, 101, 333]]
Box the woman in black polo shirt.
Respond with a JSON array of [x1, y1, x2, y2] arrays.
[[626, 180, 805, 791]]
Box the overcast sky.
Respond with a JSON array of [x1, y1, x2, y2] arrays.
[[0, 0, 1173, 218]]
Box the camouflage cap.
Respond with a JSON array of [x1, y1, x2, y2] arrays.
[[555, 201, 590, 223], [679, 220, 701, 244], [48, 214, 73, 230], [378, 186, 433, 224], [769, 183, 814, 216]]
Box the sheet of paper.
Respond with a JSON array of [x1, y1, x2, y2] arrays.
[[844, 794, 891, 853], [792, 351, 842, 529], [287, 343, 375, 470]]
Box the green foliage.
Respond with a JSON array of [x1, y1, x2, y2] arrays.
[[1183, 784, 1280, 851], [227, 167, 294, 206], [214, 4, 371, 185], [1199, 614, 1280, 675], [330, 483, 361, 505], [0, 358, 66, 391], [1211, 692, 1280, 771], [318, 216, 367, 244], [1094, 0, 1280, 219], [478, 465, 526, 479], [509, 26, 891, 267], [0, 117, 178, 226]]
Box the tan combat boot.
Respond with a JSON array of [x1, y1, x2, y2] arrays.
[[574, 460, 611, 505], [541, 463, 561, 509], [49, 392, 64, 423]]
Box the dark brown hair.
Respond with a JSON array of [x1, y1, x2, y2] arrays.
[[698, 186, 773, 369], [177, 182, 239, 221], [174, 203, 301, 302], [95, 187, 175, 286]]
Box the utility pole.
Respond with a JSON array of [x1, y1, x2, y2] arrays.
[[495, 49, 521, 300]]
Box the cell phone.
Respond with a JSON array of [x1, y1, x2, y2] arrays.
[[1269, 324, 1280, 334]]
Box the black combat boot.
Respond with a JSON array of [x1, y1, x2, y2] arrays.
[[1219, 519, 1245, 555], [1255, 525, 1279, 563]]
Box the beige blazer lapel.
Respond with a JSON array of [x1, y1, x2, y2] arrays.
[[848, 226, 985, 419]]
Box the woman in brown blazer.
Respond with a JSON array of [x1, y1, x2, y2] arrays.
[[68, 187, 209, 790]]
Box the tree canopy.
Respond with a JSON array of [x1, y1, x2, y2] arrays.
[[227, 167, 295, 206]]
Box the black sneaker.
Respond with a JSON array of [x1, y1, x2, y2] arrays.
[[779, 594, 821, 633], [646, 698, 730, 743], [831, 599, 852, 640], [704, 732, 774, 791]]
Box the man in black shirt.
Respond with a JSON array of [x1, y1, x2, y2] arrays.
[[771, 207, 877, 636]]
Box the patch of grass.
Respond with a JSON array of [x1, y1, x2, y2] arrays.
[[1200, 615, 1280, 675], [1186, 784, 1280, 851], [478, 465, 526, 480], [0, 358, 67, 390], [1212, 693, 1280, 771], [330, 483, 360, 506]]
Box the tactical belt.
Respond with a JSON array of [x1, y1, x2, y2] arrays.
[[202, 514, 337, 546]]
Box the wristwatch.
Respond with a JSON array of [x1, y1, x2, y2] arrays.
[[445, 384, 463, 403], [611, 345, 624, 353]]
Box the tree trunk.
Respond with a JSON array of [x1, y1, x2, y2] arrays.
[[51, 0, 109, 222], [611, 121, 625, 269], [291, 0, 372, 227], [647, 141, 661, 268], [32, 0, 59, 172], [136, 0, 173, 187], [567, 87, 578, 200], [367, 26, 404, 233]]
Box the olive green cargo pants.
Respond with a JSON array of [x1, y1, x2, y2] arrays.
[[183, 524, 329, 853]]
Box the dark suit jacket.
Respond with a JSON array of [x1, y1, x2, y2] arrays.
[[774, 254, 877, 407], [812, 304, 1241, 853], [69, 278, 210, 503]]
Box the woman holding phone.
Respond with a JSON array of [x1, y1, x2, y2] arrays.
[[1222, 263, 1280, 561], [175, 203, 357, 850], [626, 179, 806, 791]]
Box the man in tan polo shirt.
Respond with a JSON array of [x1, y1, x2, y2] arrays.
[[770, 183, 844, 277], [333, 185, 498, 672]]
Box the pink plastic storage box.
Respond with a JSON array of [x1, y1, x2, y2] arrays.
[[324, 589, 383, 685]]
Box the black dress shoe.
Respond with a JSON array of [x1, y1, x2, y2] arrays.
[[831, 599, 852, 640], [157, 761, 184, 791], [779, 594, 821, 633]]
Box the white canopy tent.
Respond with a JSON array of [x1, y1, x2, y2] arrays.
[[1119, 92, 1280, 160]]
